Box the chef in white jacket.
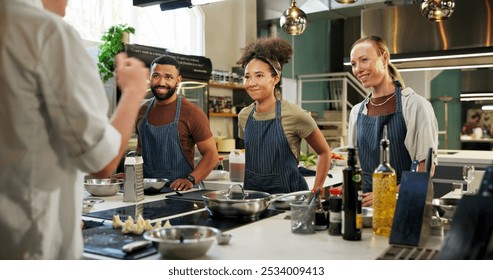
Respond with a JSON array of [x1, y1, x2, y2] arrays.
[[0, 0, 149, 259]]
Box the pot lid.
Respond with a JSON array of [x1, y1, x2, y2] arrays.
[[202, 188, 271, 202]]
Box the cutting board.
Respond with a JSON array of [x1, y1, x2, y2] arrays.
[[83, 224, 157, 260], [167, 189, 213, 202]]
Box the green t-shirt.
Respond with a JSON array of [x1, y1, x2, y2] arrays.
[[238, 99, 317, 159]]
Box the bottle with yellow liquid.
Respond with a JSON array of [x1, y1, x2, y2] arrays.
[[372, 126, 397, 237]]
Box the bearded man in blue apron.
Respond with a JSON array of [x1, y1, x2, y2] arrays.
[[236, 38, 332, 194], [348, 35, 439, 207], [136, 56, 218, 191]]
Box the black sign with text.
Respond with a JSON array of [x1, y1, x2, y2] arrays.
[[124, 44, 212, 81]]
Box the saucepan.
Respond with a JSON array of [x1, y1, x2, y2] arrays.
[[202, 184, 311, 219]]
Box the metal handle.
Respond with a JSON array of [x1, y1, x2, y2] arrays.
[[197, 181, 206, 190], [121, 240, 152, 254], [425, 147, 433, 174], [226, 184, 247, 199]]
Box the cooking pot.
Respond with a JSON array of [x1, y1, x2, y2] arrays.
[[202, 184, 311, 219]]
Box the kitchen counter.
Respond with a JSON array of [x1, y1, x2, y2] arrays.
[[82, 166, 444, 260], [437, 150, 493, 166], [83, 208, 442, 260], [433, 150, 492, 197]]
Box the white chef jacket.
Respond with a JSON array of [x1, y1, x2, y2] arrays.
[[0, 0, 120, 259], [348, 87, 439, 164]]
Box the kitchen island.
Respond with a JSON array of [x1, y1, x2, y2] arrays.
[[82, 167, 443, 260]]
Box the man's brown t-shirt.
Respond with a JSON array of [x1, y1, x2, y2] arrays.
[[135, 97, 212, 167]]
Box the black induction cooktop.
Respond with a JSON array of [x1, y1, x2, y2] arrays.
[[82, 198, 285, 259], [167, 208, 285, 232], [83, 199, 204, 221]]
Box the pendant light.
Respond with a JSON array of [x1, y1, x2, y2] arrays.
[[421, 0, 455, 22], [335, 0, 358, 3], [279, 0, 307, 35]]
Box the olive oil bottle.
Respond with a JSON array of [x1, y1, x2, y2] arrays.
[[372, 126, 397, 237]]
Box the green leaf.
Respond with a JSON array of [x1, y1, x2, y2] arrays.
[[97, 24, 136, 83]]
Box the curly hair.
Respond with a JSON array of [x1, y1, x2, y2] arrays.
[[236, 37, 293, 76]]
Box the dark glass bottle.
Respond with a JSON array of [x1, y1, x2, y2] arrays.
[[216, 157, 224, 170], [342, 148, 362, 241], [328, 188, 342, 236], [314, 194, 327, 231]]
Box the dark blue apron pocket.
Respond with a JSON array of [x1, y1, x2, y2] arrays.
[[244, 169, 283, 194], [145, 171, 175, 181]]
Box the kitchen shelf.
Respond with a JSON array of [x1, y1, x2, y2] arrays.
[[317, 120, 343, 126], [210, 112, 238, 118], [209, 82, 244, 90]]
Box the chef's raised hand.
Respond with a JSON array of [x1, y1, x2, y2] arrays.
[[115, 52, 149, 98]]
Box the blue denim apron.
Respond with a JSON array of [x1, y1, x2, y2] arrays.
[[139, 96, 193, 180], [357, 82, 412, 192], [243, 100, 308, 194]]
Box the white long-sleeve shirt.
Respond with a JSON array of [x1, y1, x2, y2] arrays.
[[348, 87, 439, 164], [0, 0, 120, 259]]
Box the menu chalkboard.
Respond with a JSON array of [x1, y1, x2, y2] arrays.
[[124, 44, 212, 81]]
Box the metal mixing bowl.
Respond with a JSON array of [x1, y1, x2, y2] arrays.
[[84, 179, 123, 196], [432, 198, 458, 221], [270, 193, 307, 210], [143, 178, 169, 193], [143, 225, 221, 259]]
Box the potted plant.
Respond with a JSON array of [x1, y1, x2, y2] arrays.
[[97, 24, 135, 83]]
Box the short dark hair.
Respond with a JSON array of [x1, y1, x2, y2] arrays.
[[151, 55, 181, 75]]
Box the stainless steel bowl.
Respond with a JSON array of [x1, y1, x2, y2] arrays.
[[84, 179, 123, 196], [432, 198, 458, 220], [270, 193, 306, 210], [143, 225, 221, 259], [362, 207, 373, 228], [143, 178, 169, 193]]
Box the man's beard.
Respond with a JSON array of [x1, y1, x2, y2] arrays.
[[151, 85, 177, 101]]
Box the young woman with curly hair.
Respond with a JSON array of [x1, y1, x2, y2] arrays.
[[236, 38, 331, 194]]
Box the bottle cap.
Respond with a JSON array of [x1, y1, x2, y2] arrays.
[[329, 188, 342, 196]]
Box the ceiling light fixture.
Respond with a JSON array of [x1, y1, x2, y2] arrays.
[[335, 0, 358, 3], [421, 0, 455, 22], [343, 49, 493, 72], [460, 93, 493, 102], [280, 0, 307, 35]]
